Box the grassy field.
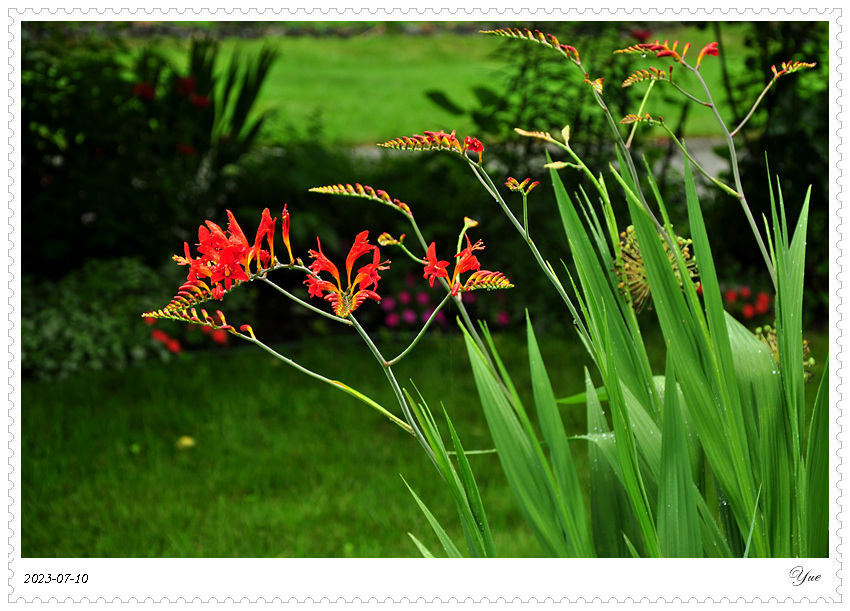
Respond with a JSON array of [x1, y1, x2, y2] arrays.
[[22, 325, 828, 558], [142, 22, 748, 146]]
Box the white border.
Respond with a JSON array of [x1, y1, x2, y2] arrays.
[[5, 4, 844, 605]]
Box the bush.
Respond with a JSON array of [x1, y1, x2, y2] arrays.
[[21, 258, 254, 380]]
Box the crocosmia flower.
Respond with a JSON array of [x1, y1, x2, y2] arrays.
[[305, 231, 390, 318], [424, 235, 512, 296]]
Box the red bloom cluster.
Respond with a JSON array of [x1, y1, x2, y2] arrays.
[[723, 286, 772, 320], [172, 208, 283, 304], [423, 235, 488, 296], [305, 231, 390, 318], [378, 130, 485, 162]]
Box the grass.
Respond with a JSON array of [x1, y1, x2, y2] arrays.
[[134, 22, 749, 147], [22, 323, 828, 558]]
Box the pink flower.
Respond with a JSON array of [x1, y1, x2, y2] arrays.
[[402, 309, 417, 325], [385, 312, 400, 327], [399, 291, 412, 305], [496, 310, 510, 326], [381, 296, 397, 312], [416, 292, 430, 305]]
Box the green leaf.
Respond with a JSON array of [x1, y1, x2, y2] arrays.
[[444, 407, 497, 558], [805, 357, 830, 557], [585, 369, 638, 557], [657, 350, 702, 557], [526, 314, 594, 557], [402, 476, 463, 558], [462, 326, 570, 556], [407, 533, 436, 558]]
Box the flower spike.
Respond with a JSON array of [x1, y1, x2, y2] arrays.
[[480, 28, 580, 63], [771, 60, 817, 79], [309, 183, 412, 216], [622, 66, 671, 88], [463, 270, 515, 292], [378, 131, 484, 163]]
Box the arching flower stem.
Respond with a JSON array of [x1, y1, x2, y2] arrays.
[[464, 158, 597, 366], [258, 274, 353, 327], [386, 293, 453, 367], [688, 65, 777, 289], [348, 314, 437, 467], [238, 330, 413, 435]]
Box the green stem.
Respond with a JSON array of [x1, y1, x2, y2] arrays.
[[626, 79, 655, 148], [404, 209, 492, 364], [467, 160, 597, 363], [239, 332, 413, 435], [387, 293, 453, 366], [258, 276, 353, 326], [654, 122, 741, 198], [731, 76, 778, 137], [689, 65, 778, 289], [348, 314, 437, 466]]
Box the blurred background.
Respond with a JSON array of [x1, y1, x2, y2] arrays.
[[20, 20, 830, 557]]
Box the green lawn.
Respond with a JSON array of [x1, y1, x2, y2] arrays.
[[140, 22, 748, 146], [22, 324, 828, 558], [22, 331, 589, 557]]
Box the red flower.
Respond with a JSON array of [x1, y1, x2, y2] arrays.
[[463, 136, 484, 163], [132, 81, 155, 100], [724, 288, 738, 304], [423, 242, 450, 287], [739, 286, 752, 299], [211, 329, 228, 345], [251, 208, 276, 270], [742, 304, 755, 320], [281, 204, 294, 264], [305, 231, 390, 318], [755, 292, 771, 315], [174, 209, 277, 301], [423, 235, 487, 296], [697, 42, 719, 68]]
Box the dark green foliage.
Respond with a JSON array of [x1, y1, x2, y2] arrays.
[[704, 21, 829, 328], [21, 24, 278, 279]]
